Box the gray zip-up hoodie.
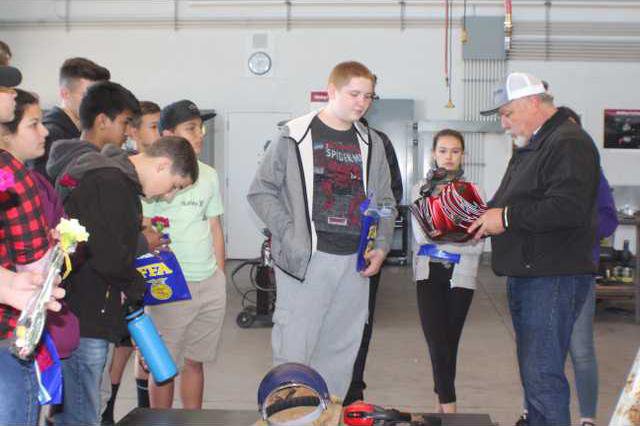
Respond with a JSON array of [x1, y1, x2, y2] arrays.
[[47, 139, 140, 195], [247, 110, 396, 281]]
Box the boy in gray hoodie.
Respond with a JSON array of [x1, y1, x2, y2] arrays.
[[247, 61, 396, 399]]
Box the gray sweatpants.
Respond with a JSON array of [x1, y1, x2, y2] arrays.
[[272, 251, 369, 400]]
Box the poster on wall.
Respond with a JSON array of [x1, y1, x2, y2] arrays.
[[604, 109, 640, 149], [310, 90, 328, 112]]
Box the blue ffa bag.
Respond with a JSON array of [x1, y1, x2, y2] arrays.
[[356, 198, 380, 272], [135, 251, 191, 306], [356, 197, 395, 272]]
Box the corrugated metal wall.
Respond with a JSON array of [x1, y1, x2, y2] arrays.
[[462, 59, 507, 188]]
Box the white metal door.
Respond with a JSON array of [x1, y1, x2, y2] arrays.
[[224, 111, 290, 259]]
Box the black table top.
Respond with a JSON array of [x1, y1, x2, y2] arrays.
[[116, 408, 495, 426], [116, 408, 259, 425]]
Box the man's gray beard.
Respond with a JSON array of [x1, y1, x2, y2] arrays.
[[506, 131, 528, 148], [513, 135, 528, 147]]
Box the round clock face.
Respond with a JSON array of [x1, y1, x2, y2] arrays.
[[248, 51, 272, 76]]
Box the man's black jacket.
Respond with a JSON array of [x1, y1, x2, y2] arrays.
[[31, 107, 80, 182], [50, 142, 146, 342], [359, 118, 403, 204], [374, 128, 403, 205], [489, 109, 600, 277]]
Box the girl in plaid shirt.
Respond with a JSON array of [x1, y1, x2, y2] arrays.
[[0, 87, 55, 425]]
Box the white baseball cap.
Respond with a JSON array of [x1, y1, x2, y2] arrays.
[[480, 72, 546, 116]]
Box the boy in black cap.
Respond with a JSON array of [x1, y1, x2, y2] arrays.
[[143, 100, 225, 409], [158, 100, 215, 154]]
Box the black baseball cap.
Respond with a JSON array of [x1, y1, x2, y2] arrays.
[[159, 100, 216, 133], [0, 66, 22, 88]]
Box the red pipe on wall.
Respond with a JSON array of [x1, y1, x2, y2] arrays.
[[505, 0, 513, 52]]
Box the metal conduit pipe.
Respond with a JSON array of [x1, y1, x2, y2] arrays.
[[190, 0, 640, 7], [0, 18, 446, 29], [461, 58, 505, 190], [2, 0, 640, 27], [463, 60, 505, 121], [504, 0, 513, 52], [4, 18, 639, 33]]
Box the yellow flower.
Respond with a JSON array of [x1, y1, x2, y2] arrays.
[[56, 218, 89, 252]]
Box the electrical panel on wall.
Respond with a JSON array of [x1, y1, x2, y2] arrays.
[[245, 33, 274, 78], [462, 16, 507, 60]]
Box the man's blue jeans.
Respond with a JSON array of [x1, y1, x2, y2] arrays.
[[0, 347, 40, 425], [508, 274, 591, 426], [569, 279, 598, 419], [54, 337, 109, 426]]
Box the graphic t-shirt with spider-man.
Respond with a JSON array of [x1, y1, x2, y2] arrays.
[[311, 116, 366, 255]]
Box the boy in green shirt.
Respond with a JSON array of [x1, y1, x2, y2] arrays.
[[143, 100, 225, 409]]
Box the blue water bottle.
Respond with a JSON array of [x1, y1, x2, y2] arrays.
[[126, 307, 178, 384]]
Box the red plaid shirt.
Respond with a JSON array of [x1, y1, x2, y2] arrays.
[[0, 150, 51, 340]]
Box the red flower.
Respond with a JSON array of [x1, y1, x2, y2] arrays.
[[151, 216, 170, 232], [59, 174, 79, 188], [0, 169, 14, 191]]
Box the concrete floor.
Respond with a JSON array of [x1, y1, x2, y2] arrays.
[[113, 262, 640, 425]]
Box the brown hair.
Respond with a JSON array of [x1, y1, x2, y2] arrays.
[[0, 89, 38, 135], [0, 41, 11, 66], [130, 101, 161, 128], [432, 129, 465, 151], [328, 61, 376, 90], [59, 57, 110, 88], [146, 135, 199, 183]]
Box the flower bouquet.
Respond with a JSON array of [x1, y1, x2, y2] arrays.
[[12, 218, 89, 360]]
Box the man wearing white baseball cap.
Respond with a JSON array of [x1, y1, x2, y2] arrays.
[[469, 72, 600, 426]]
